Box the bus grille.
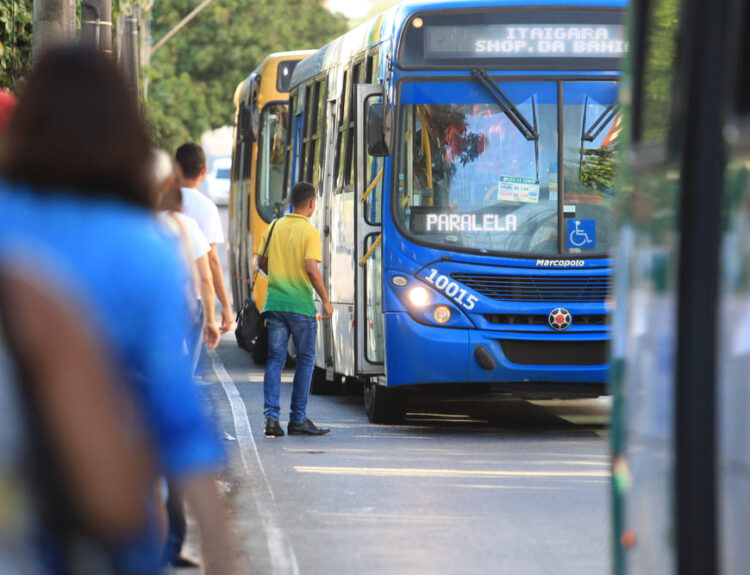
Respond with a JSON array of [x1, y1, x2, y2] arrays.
[[499, 340, 609, 366], [451, 274, 611, 302], [484, 314, 608, 326]]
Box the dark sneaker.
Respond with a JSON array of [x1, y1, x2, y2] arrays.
[[264, 418, 284, 437], [288, 418, 330, 436]]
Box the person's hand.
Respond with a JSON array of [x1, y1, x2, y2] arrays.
[[321, 301, 334, 320], [204, 322, 221, 350], [219, 307, 234, 334]]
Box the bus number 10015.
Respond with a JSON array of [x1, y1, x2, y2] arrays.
[[424, 269, 478, 310]]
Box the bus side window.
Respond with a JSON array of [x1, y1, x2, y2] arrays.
[[241, 102, 253, 180], [300, 85, 311, 182], [364, 94, 385, 225], [334, 70, 349, 192], [366, 53, 378, 84], [346, 61, 363, 187], [283, 94, 296, 200], [313, 78, 327, 190], [231, 108, 242, 182]]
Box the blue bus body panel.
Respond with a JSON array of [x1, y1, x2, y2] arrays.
[[384, 314, 608, 387], [385, 313, 469, 386]]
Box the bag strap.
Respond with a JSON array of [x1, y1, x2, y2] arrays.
[[251, 217, 279, 289]]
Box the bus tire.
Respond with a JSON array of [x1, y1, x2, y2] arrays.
[[364, 379, 405, 424], [310, 366, 339, 395]]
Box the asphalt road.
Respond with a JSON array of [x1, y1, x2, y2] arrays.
[[200, 340, 611, 575], [201, 206, 612, 575]]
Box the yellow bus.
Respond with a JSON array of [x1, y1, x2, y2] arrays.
[[228, 51, 314, 326]]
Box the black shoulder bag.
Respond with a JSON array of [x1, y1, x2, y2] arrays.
[[234, 219, 278, 362]]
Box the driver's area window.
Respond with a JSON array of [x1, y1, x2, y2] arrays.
[[257, 104, 289, 221]]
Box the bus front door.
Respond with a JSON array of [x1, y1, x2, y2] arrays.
[[355, 85, 386, 376]]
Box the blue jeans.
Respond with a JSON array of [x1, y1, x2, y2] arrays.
[[263, 311, 317, 423], [189, 300, 204, 374]]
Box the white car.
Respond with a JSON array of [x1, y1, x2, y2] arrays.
[[203, 156, 231, 205]]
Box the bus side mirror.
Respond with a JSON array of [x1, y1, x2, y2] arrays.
[[367, 103, 391, 157], [240, 105, 257, 143]]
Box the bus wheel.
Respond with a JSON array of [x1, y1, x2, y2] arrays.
[[310, 366, 339, 395], [363, 379, 405, 424]]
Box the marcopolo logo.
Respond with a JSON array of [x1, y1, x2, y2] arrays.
[[535, 259, 586, 268]]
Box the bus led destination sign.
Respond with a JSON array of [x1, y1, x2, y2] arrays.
[[424, 24, 628, 59]]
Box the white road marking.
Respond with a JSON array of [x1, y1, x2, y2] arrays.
[[293, 465, 609, 479], [209, 350, 299, 575]]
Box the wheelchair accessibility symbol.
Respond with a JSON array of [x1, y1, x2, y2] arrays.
[[567, 219, 596, 249]]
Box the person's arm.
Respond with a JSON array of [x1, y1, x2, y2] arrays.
[[305, 259, 333, 319], [176, 474, 235, 575], [196, 253, 220, 350], [127, 227, 229, 568], [0, 269, 152, 539], [207, 244, 233, 333]]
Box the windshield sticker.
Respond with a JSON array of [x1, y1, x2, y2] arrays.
[[567, 219, 596, 249], [497, 176, 540, 204], [425, 213, 518, 233]]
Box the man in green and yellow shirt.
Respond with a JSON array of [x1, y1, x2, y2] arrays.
[[258, 182, 333, 436]]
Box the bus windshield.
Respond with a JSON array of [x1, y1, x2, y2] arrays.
[[394, 79, 619, 256]]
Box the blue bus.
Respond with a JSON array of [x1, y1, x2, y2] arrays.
[[284, 0, 627, 422]]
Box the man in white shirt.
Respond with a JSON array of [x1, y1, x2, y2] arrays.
[[175, 143, 233, 335]]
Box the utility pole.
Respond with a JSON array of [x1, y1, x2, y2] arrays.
[[118, 12, 141, 106], [141, 2, 155, 98], [32, 0, 77, 63], [80, 0, 113, 55]]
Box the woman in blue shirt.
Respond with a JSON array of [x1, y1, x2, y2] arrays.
[[0, 46, 230, 575]]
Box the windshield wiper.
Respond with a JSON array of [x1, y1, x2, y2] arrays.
[[582, 97, 620, 142], [471, 68, 539, 141], [579, 96, 620, 177], [471, 68, 540, 183]]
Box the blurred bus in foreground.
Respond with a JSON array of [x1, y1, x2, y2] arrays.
[[612, 0, 749, 573], [228, 51, 314, 318], [285, 0, 627, 422]]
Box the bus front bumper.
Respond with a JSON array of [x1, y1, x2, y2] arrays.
[[384, 313, 609, 388]]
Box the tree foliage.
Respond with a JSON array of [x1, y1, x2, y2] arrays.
[[581, 147, 616, 194], [0, 0, 33, 92], [639, 0, 680, 144], [147, 0, 347, 152]]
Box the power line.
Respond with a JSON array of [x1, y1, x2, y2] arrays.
[[151, 0, 217, 56]]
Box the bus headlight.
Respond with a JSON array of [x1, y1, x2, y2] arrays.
[[433, 305, 451, 324], [408, 286, 430, 307]]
